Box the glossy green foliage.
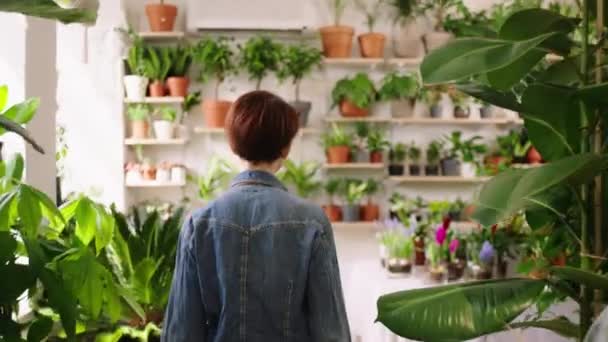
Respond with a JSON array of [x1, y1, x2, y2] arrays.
[[239, 36, 282, 89], [378, 72, 419, 101], [278, 160, 321, 198], [331, 73, 377, 109], [144, 47, 171, 82], [0, 85, 44, 153], [167, 45, 193, 77], [321, 123, 354, 149], [0, 0, 97, 24]]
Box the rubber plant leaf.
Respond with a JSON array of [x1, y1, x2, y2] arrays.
[[0, 0, 98, 24]]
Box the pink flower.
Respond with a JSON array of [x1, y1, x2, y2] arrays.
[[435, 227, 447, 245], [449, 239, 459, 254]]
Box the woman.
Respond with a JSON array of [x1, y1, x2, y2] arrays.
[[163, 91, 351, 342]]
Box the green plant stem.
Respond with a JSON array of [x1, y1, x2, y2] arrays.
[[295, 79, 301, 102], [256, 78, 262, 91]]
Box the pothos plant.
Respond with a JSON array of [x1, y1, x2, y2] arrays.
[[277, 44, 322, 102], [278, 160, 322, 198], [239, 36, 283, 90], [377, 5, 608, 342]]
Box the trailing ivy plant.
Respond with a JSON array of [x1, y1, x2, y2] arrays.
[[239, 36, 283, 90], [192, 37, 238, 99], [377, 5, 608, 342], [277, 44, 322, 102]]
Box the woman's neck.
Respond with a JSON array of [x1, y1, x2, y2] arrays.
[[246, 160, 282, 174]]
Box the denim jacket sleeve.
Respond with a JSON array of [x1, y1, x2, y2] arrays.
[[162, 217, 207, 342], [306, 215, 351, 342]]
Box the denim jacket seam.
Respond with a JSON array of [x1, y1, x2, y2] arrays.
[[249, 219, 324, 233], [194, 216, 247, 232]]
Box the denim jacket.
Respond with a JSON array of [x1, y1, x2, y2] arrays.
[[162, 170, 351, 342]]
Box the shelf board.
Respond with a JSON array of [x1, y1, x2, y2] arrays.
[[392, 117, 520, 125], [332, 221, 377, 229], [324, 117, 392, 124], [124, 138, 187, 146], [126, 180, 186, 188], [323, 163, 385, 170], [139, 31, 186, 40], [193, 127, 320, 135], [511, 163, 544, 169], [388, 176, 489, 183], [323, 57, 422, 68], [124, 97, 184, 104]]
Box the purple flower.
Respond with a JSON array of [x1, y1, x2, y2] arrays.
[[435, 227, 447, 245], [479, 241, 495, 264], [449, 239, 459, 254]]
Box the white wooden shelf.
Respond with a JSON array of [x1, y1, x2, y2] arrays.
[[139, 31, 186, 40], [124, 138, 187, 146], [323, 57, 422, 68], [124, 97, 184, 104], [332, 221, 377, 229], [324, 117, 392, 124], [126, 180, 186, 188], [511, 163, 543, 169], [388, 176, 489, 183], [194, 127, 321, 135], [323, 163, 386, 170], [392, 117, 521, 125]]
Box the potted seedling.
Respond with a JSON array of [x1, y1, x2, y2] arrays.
[[127, 104, 150, 139], [354, 0, 386, 58], [421, 0, 456, 51], [361, 178, 380, 221], [449, 89, 470, 118], [378, 72, 419, 117], [388, 142, 406, 175], [425, 140, 442, 175], [407, 142, 422, 175], [322, 124, 353, 164], [447, 237, 465, 281], [320, 0, 354, 58], [341, 179, 367, 222], [156, 161, 172, 183], [388, 0, 425, 58], [193, 37, 238, 128], [331, 73, 376, 117], [239, 36, 283, 90], [145, 47, 171, 97], [166, 45, 192, 97], [153, 105, 177, 140], [277, 44, 322, 127], [385, 232, 414, 273], [324, 178, 343, 222], [425, 87, 443, 118], [366, 128, 389, 163], [145, 0, 178, 32], [278, 160, 322, 198], [427, 239, 445, 283], [353, 122, 370, 162], [122, 29, 149, 101]]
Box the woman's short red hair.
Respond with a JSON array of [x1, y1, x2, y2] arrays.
[[225, 91, 299, 163]]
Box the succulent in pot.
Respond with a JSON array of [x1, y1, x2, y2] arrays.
[[144, 47, 171, 97], [239, 36, 283, 90], [324, 178, 343, 222], [166, 45, 192, 97], [378, 72, 419, 117], [425, 139, 443, 175], [322, 124, 353, 164], [388, 0, 425, 58], [332, 73, 376, 117], [319, 0, 354, 58], [122, 29, 149, 101], [388, 142, 406, 175], [449, 89, 470, 118], [193, 37, 238, 128], [354, 0, 386, 58], [277, 44, 322, 127], [145, 0, 178, 32], [407, 142, 422, 175], [361, 178, 381, 221], [366, 129, 389, 163], [278, 160, 322, 199], [341, 179, 367, 222], [152, 105, 177, 140], [127, 104, 150, 139], [421, 0, 456, 51]]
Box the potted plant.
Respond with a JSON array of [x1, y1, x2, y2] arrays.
[[278, 160, 322, 198], [125, 162, 142, 183], [239, 36, 283, 90], [388, 0, 425, 58], [425, 140, 442, 175], [324, 178, 343, 222], [193, 37, 238, 128], [277, 44, 322, 127], [145, 0, 178, 32], [322, 124, 353, 164], [127, 104, 150, 139], [320, 0, 354, 58], [427, 239, 445, 283], [366, 129, 389, 163], [354, 0, 386, 58], [406, 142, 422, 175], [353, 122, 370, 162], [143, 47, 171, 97], [361, 178, 380, 221], [141, 158, 157, 181], [447, 236, 465, 281], [331, 73, 376, 117], [413, 223, 428, 265], [441, 131, 486, 177], [421, 0, 456, 51], [166, 45, 192, 97], [123, 29, 149, 101], [378, 72, 419, 117], [190, 157, 234, 201], [424, 87, 443, 118], [388, 142, 406, 175], [341, 179, 367, 222], [152, 105, 177, 140], [468, 239, 495, 280], [475, 98, 492, 118], [386, 232, 414, 273], [449, 89, 469, 118], [177, 91, 201, 139]]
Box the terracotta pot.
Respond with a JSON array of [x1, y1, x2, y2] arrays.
[[131, 120, 149, 139], [414, 238, 425, 265], [320, 26, 354, 58], [370, 151, 383, 163], [203, 99, 232, 128], [527, 146, 543, 164], [149, 81, 165, 97], [358, 32, 386, 58], [361, 203, 380, 221], [145, 4, 178, 32], [486, 155, 508, 174], [429, 269, 445, 283], [142, 165, 157, 181], [339, 100, 369, 117], [327, 146, 350, 164], [393, 18, 426, 58], [323, 205, 342, 222], [551, 253, 567, 266], [166, 77, 189, 97]]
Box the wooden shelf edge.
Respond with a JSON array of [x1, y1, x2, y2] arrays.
[[126, 181, 186, 188], [124, 97, 185, 104], [124, 138, 187, 145], [323, 163, 386, 169], [388, 176, 489, 183]]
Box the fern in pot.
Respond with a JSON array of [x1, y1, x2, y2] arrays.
[[361, 178, 381, 221], [239, 36, 283, 90], [354, 0, 386, 58], [407, 142, 422, 175], [144, 46, 171, 97], [322, 123, 353, 164], [320, 0, 354, 58], [324, 178, 344, 222], [193, 37, 238, 128], [332, 73, 376, 117], [277, 44, 322, 127], [166, 44, 193, 97], [122, 29, 149, 101], [378, 72, 419, 117], [366, 128, 390, 163], [127, 104, 150, 139], [388, 0, 425, 58], [388, 142, 406, 175], [152, 105, 177, 140], [341, 179, 367, 222], [425, 139, 443, 175]]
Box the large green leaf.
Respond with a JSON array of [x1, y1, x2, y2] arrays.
[[473, 154, 608, 226], [57, 249, 105, 319], [6, 154, 24, 181], [17, 185, 42, 238], [456, 83, 523, 112], [0, 264, 36, 304], [551, 266, 608, 291], [74, 197, 98, 246], [486, 49, 546, 90], [0, 191, 18, 231], [1, 98, 39, 133], [0, 231, 17, 265], [421, 33, 556, 85], [27, 316, 54, 342], [133, 258, 161, 305], [0, 86, 7, 112], [0, 0, 97, 24], [574, 82, 608, 107], [376, 279, 545, 341], [94, 203, 114, 255], [510, 317, 579, 339]]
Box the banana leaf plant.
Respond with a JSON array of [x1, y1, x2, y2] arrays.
[[377, 5, 608, 341], [0, 0, 98, 24]]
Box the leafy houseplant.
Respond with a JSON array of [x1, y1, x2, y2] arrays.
[[144, 47, 171, 97], [127, 104, 150, 139], [152, 105, 177, 140], [361, 178, 381, 221], [193, 37, 238, 128], [278, 160, 322, 198], [422, 86, 443, 118], [388, 142, 406, 175], [180, 90, 201, 124], [407, 142, 422, 175], [420, 0, 457, 50], [366, 129, 390, 163], [354, 0, 386, 58], [378, 72, 420, 117], [425, 139, 443, 175], [166, 44, 193, 97], [145, 0, 178, 32], [341, 179, 367, 222], [190, 157, 233, 201], [353, 122, 371, 162], [324, 178, 343, 222], [319, 0, 354, 58], [322, 123, 353, 164], [388, 0, 425, 58], [381, 228, 414, 273], [332, 73, 377, 117], [441, 131, 486, 177], [449, 89, 470, 118], [239, 36, 283, 90], [122, 29, 149, 101], [277, 44, 322, 127]]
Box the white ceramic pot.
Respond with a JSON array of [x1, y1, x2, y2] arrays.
[[424, 31, 453, 52], [156, 168, 171, 183], [153, 120, 175, 140], [393, 17, 427, 58], [461, 162, 477, 178], [125, 170, 142, 184], [391, 99, 415, 117], [171, 166, 186, 184], [123, 75, 148, 101]]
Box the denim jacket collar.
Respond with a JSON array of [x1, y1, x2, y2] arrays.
[[230, 170, 287, 191]]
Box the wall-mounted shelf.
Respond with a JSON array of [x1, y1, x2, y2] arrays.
[[511, 163, 543, 169], [139, 31, 186, 40], [323, 163, 385, 170], [126, 180, 187, 188], [392, 117, 521, 125], [388, 176, 489, 183], [324, 117, 392, 124], [323, 57, 422, 68], [332, 221, 377, 229], [124, 138, 187, 146], [194, 127, 321, 135], [124, 97, 184, 104]]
